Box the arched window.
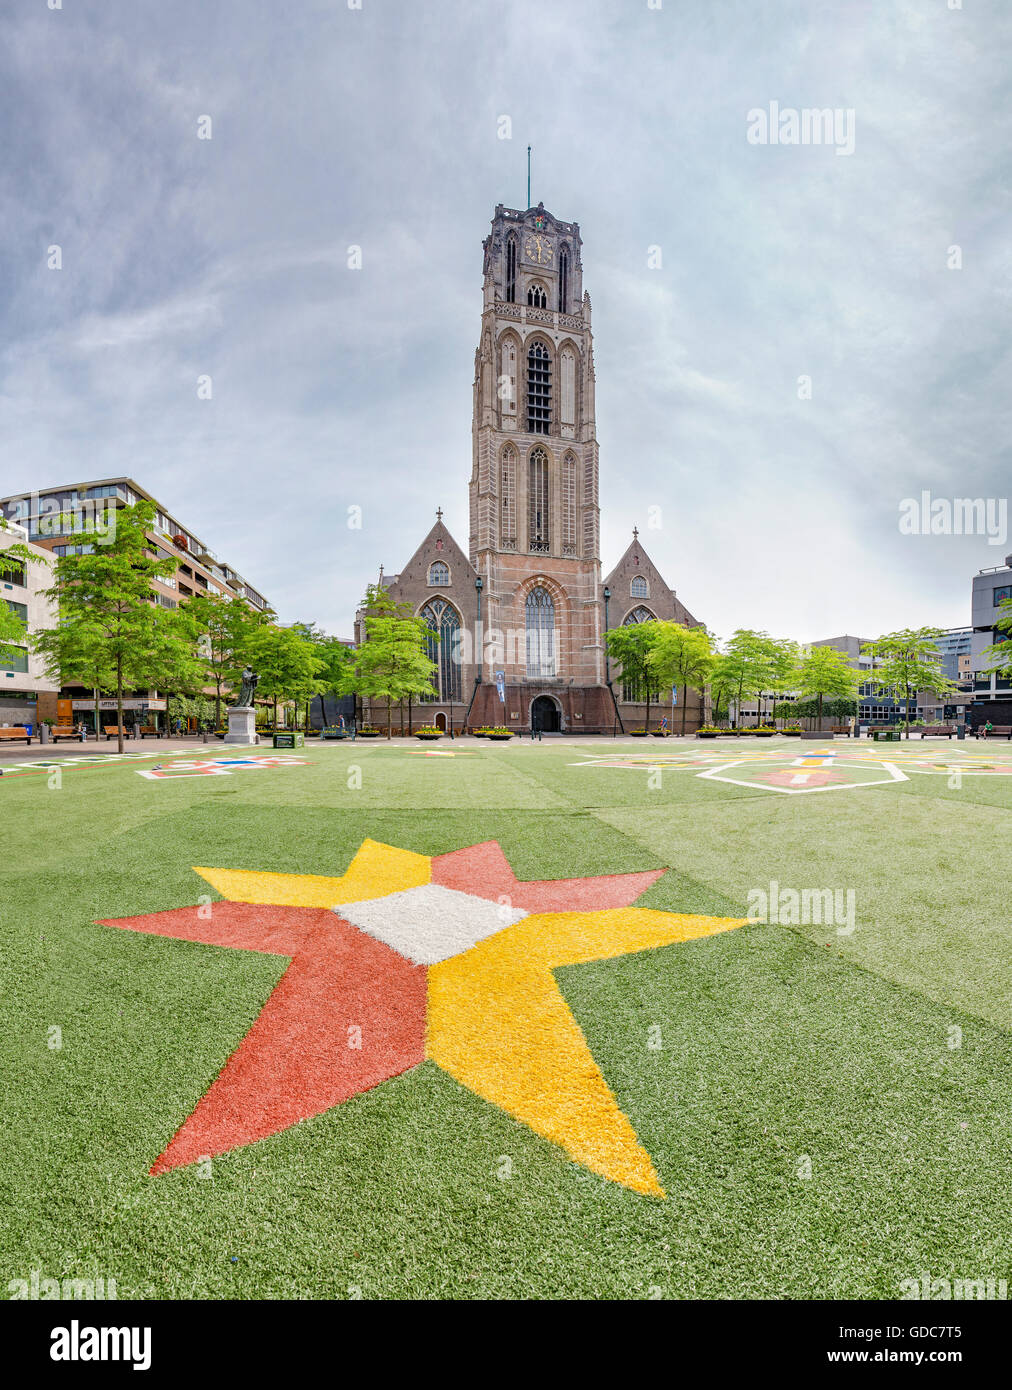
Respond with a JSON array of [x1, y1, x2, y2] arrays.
[[560, 346, 576, 428], [527, 283, 547, 308], [558, 245, 569, 313], [621, 607, 659, 702], [561, 453, 577, 555], [505, 235, 517, 303], [624, 606, 656, 625], [529, 447, 549, 553], [428, 561, 449, 586], [501, 445, 517, 550], [527, 340, 551, 434], [420, 599, 462, 703], [526, 586, 556, 678], [500, 338, 517, 419], [630, 575, 648, 598]]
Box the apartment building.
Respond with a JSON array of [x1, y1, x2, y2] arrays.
[[970, 554, 1012, 705], [0, 520, 59, 727], [0, 479, 272, 730]]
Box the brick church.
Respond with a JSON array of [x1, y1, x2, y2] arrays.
[[357, 202, 706, 734]]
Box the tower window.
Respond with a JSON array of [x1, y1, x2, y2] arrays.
[[527, 284, 547, 308], [526, 340, 551, 434], [428, 561, 449, 586], [562, 453, 576, 555], [501, 446, 517, 549], [558, 246, 569, 313], [525, 586, 556, 678], [505, 235, 517, 303], [529, 448, 549, 553], [630, 576, 648, 598]]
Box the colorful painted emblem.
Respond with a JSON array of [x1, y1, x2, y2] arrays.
[[99, 840, 746, 1195], [136, 755, 306, 780]]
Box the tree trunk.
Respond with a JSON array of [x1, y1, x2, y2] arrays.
[[94, 685, 100, 741], [681, 685, 689, 736], [408, 694, 413, 736], [386, 695, 393, 739], [818, 691, 824, 729], [644, 672, 652, 734], [116, 654, 124, 754]]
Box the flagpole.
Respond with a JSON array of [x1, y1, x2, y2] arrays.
[[527, 145, 531, 208]]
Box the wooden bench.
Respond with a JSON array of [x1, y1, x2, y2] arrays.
[[103, 725, 131, 740], [977, 724, 1012, 740], [0, 726, 31, 744], [830, 725, 853, 736], [51, 725, 80, 742], [920, 724, 956, 738], [138, 724, 160, 738]]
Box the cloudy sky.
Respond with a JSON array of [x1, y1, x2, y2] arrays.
[[1, 0, 1009, 643]]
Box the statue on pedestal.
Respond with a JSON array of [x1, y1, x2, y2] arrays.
[[236, 666, 259, 709]]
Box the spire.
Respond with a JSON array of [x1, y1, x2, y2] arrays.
[[632, 527, 639, 541], [436, 507, 443, 523]]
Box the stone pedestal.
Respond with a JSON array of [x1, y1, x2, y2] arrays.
[[223, 706, 258, 746]]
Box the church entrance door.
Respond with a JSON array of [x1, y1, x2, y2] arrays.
[[531, 695, 562, 734]]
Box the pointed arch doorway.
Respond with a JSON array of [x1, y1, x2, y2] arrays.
[[531, 694, 562, 734]]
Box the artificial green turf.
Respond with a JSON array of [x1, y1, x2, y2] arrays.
[[2, 738, 1011, 1299]]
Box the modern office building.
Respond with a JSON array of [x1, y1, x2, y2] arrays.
[[0, 520, 59, 727], [970, 554, 1012, 706], [0, 479, 273, 731]]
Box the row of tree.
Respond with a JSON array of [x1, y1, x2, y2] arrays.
[[5, 507, 1011, 746], [604, 621, 1008, 737]]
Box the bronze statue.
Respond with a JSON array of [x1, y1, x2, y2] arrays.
[[237, 666, 259, 707]]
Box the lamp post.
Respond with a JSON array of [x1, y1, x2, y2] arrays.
[[602, 585, 623, 737], [464, 574, 484, 734]]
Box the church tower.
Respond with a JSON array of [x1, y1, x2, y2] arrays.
[[469, 203, 604, 727]]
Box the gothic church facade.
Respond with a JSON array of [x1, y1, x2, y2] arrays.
[[357, 203, 705, 734]]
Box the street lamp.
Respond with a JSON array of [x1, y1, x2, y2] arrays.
[[602, 585, 623, 738], [464, 575, 484, 734]]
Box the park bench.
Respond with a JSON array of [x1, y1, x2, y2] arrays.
[[102, 725, 131, 740], [920, 724, 956, 738], [977, 724, 1012, 740], [0, 726, 31, 744], [138, 724, 160, 738], [830, 725, 852, 736], [51, 726, 80, 741]]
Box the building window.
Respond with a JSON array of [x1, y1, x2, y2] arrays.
[[624, 606, 656, 625], [420, 599, 462, 702], [529, 448, 550, 552], [1, 558, 27, 585], [558, 246, 569, 313], [526, 586, 556, 678], [527, 283, 547, 308], [501, 446, 517, 549], [994, 586, 1012, 606], [527, 340, 551, 434], [4, 599, 28, 623], [505, 234, 517, 303], [630, 576, 648, 598], [428, 561, 449, 586], [1, 645, 29, 674], [561, 454, 576, 555]]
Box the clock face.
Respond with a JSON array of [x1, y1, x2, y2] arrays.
[[524, 234, 553, 265]]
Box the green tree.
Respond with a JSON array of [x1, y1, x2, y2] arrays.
[[33, 618, 116, 735], [716, 630, 796, 726], [246, 622, 327, 730], [791, 644, 860, 728], [183, 589, 269, 726], [861, 629, 957, 739], [37, 501, 200, 752], [605, 621, 662, 730], [352, 585, 438, 738], [648, 622, 714, 735]]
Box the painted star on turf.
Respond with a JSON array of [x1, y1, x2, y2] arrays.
[[99, 839, 747, 1195]]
